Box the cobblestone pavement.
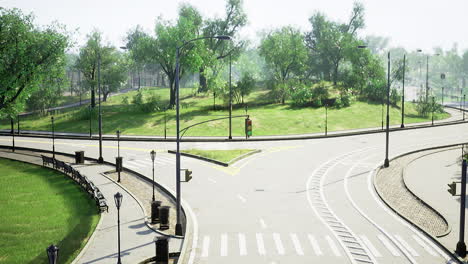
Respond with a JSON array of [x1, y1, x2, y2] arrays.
[[374, 152, 449, 237]]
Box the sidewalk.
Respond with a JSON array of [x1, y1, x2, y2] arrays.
[[374, 146, 468, 262], [0, 149, 183, 264]]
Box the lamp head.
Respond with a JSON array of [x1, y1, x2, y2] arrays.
[[150, 150, 156, 162], [116, 130, 120, 137], [214, 35, 231, 40], [114, 192, 123, 209], [357, 45, 367, 49], [46, 244, 59, 264]]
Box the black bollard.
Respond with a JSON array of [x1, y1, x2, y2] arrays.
[[151, 201, 161, 224]]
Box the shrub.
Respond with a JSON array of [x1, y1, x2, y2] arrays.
[[132, 90, 144, 106], [290, 85, 311, 106], [121, 95, 129, 105]]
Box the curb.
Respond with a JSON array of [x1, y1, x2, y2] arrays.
[[373, 142, 468, 264], [168, 149, 262, 167], [227, 149, 262, 165]]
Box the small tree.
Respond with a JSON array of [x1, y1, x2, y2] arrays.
[[234, 72, 255, 104]]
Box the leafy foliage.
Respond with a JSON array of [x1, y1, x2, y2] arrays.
[[0, 8, 70, 117]]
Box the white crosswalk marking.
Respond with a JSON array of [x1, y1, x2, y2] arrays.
[[377, 235, 401, 257], [256, 233, 266, 256], [308, 234, 323, 256], [221, 233, 228, 256], [273, 233, 285, 255], [325, 236, 341, 256], [290, 233, 304, 255], [239, 233, 247, 256], [201, 236, 210, 257], [359, 235, 381, 257], [412, 235, 437, 256], [395, 235, 419, 257]]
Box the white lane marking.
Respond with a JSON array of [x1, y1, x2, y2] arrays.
[[377, 235, 401, 257], [395, 235, 419, 257], [129, 159, 151, 166], [412, 235, 437, 256], [238, 233, 247, 256], [290, 233, 304, 255], [256, 233, 266, 256], [359, 235, 381, 257], [308, 234, 323, 256], [207, 178, 216, 184], [273, 233, 285, 255], [201, 236, 210, 257], [182, 195, 199, 264], [221, 233, 228, 256], [259, 218, 267, 229], [326, 236, 341, 256], [237, 194, 246, 203]]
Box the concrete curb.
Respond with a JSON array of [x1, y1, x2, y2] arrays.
[[227, 149, 262, 165], [168, 150, 229, 167], [373, 142, 468, 264], [0, 152, 105, 264]]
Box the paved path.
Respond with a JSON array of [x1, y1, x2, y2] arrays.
[[0, 149, 182, 264], [375, 146, 468, 261]]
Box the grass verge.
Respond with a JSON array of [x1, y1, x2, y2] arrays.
[[0, 158, 100, 264], [6, 87, 450, 136], [182, 149, 255, 163]]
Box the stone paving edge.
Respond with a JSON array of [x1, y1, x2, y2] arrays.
[[373, 142, 468, 264]]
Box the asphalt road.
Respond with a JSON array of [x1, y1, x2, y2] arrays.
[[2, 122, 467, 264]]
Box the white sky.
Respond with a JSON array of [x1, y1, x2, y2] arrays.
[[2, 0, 467, 53]]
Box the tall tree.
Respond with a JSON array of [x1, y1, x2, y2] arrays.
[[259, 26, 308, 104], [101, 50, 128, 101], [305, 2, 365, 85], [143, 4, 204, 107], [0, 8, 69, 117], [198, 0, 247, 92], [125, 26, 147, 89]]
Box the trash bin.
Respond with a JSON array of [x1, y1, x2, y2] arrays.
[[151, 201, 161, 224], [75, 151, 85, 164], [155, 237, 169, 263], [159, 206, 170, 230]]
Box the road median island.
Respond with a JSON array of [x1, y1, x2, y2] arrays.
[[168, 149, 259, 167]]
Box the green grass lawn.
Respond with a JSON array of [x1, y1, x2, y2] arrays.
[[5, 87, 449, 137], [0, 158, 100, 264], [182, 149, 255, 163]]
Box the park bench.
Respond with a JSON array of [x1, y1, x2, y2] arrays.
[[93, 188, 108, 212], [41, 155, 55, 167]]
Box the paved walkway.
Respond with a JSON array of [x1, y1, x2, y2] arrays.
[[375, 146, 468, 261], [0, 149, 183, 264]]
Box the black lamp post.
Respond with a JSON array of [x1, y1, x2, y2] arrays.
[[150, 150, 156, 201], [97, 53, 104, 164], [400, 54, 406, 128], [114, 192, 123, 264], [89, 105, 92, 138], [417, 50, 440, 102], [384, 52, 391, 168], [431, 96, 435, 125], [325, 103, 328, 136], [46, 244, 59, 264], [116, 130, 121, 157], [464, 94, 466, 121], [456, 158, 467, 257], [10, 117, 15, 152], [175, 35, 231, 236], [51, 116, 55, 160], [217, 51, 233, 139], [116, 130, 121, 182]]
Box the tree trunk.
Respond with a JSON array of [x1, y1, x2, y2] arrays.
[[103, 91, 110, 102], [169, 78, 176, 108], [333, 65, 339, 85], [198, 67, 207, 93], [91, 88, 96, 107]]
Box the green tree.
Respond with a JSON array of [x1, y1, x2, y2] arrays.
[[101, 51, 128, 101], [125, 26, 148, 89], [0, 8, 69, 117], [305, 2, 365, 85], [198, 0, 247, 92], [259, 26, 308, 104], [75, 31, 120, 106], [234, 72, 255, 104]]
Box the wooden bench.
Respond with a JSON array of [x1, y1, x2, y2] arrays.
[[93, 188, 108, 212]]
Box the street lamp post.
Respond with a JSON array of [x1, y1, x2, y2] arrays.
[[10, 118, 15, 152], [116, 130, 120, 157], [456, 158, 467, 257], [464, 94, 466, 121], [89, 105, 92, 138], [150, 150, 156, 201], [400, 54, 406, 128], [46, 244, 59, 264], [431, 96, 435, 125], [175, 35, 231, 236], [325, 103, 328, 136], [217, 52, 233, 139], [98, 53, 104, 164], [114, 192, 123, 264], [116, 130, 121, 183], [384, 52, 391, 168], [51, 116, 55, 160]]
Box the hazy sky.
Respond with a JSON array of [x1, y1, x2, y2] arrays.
[[2, 0, 467, 53]]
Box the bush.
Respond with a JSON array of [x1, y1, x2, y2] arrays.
[[73, 106, 98, 121], [121, 95, 129, 105], [290, 85, 311, 106], [132, 90, 144, 106], [142, 93, 161, 112]]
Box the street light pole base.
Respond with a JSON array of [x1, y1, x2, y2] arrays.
[[98, 157, 104, 164], [400, 124, 404, 128], [384, 159, 390, 168], [456, 241, 466, 257], [228, 136, 232, 140], [175, 223, 183, 236]]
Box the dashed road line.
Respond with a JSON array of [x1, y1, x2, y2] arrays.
[[395, 235, 419, 257], [256, 233, 266, 256], [326, 236, 342, 256], [291, 233, 304, 255], [360, 235, 381, 258], [377, 235, 401, 257], [201, 236, 210, 257], [239, 233, 247, 256], [221, 233, 228, 257], [259, 218, 267, 229], [308, 234, 323, 256], [273, 233, 285, 255], [237, 194, 247, 203], [412, 235, 437, 256]]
